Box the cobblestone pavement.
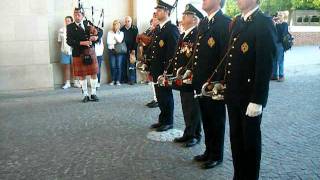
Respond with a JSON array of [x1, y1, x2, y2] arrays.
[[0, 47, 320, 180]]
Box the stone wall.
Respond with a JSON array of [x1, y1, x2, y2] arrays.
[[291, 32, 320, 46], [0, 0, 53, 91]]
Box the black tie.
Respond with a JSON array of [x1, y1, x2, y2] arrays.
[[181, 32, 185, 40], [78, 23, 84, 31], [203, 17, 209, 25]]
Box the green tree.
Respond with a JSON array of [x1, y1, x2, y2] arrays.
[[260, 0, 292, 15], [225, 0, 292, 17], [225, 0, 240, 17], [292, 0, 320, 9]]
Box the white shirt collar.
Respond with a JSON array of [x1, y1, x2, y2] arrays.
[[76, 20, 85, 29], [159, 19, 170, 29], [207, 9, 220, 21], [242, 5, 259, 21], [183, 25, 196, 39]]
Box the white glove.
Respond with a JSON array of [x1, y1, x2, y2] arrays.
[[245, 102, 263, 117]]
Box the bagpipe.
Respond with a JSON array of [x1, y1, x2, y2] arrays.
[[77, 0, 104, 27], [136, 28, 155, 74]]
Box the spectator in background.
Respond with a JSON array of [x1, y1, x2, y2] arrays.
[[121, 16, 139, 85], [95, 28, 104, 88], [107, 20, 125, 86], [272, 12, 289, 82], [58, 16, 81, 89]]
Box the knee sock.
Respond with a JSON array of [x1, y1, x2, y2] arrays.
[[80, 79, 89, 97], [90, 78, 98, 95]]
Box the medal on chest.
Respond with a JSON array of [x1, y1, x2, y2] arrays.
[[241, 42, 249, 54], [159, 40, 165, 48], [208, 37, 216, 48]]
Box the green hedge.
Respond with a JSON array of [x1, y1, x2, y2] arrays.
[[225, 0, 320, 17]]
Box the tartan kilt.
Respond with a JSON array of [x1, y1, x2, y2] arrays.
[[72, 49, 99, 77]]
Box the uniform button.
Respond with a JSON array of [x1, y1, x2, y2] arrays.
[[233, 38, 237, 41], [195, 56, 198, 59], [197, 43, 200, 46], [175, 63, 177, 65], [199, 36, 202, 39], [228, 63, 231, 66], [232, 46, 235, 49], [152, 51, 154, 53], [228, 71, 230, 74], [194, 62, 197, 65], [196, 49, 198, 52], [154, 41, 157, 43], [175, 57, 177, 60], [151, 56, 154, 58], [229, 54, 233, 57], [248, 79, 251, 82], [156, 36, 158, 38]]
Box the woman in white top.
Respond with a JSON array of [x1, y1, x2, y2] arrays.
[[58, 16, 80, 89], [107, 20, 125, 85], [95, 35, 104, 88]]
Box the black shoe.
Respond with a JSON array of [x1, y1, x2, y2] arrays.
[[193, 154, 209, 162], [82, 96, 90, 103], [148, 101, 159, 108], [90, 94, 99, 102], [201, 160, 222, 169], [156, 124, 173, 132], [145, 100, 156, 106], [174, 136, 189, 143], [185, 138, 200, 147], [150, 122, 162, 129]]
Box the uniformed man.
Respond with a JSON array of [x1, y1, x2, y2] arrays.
[[149, 0, 180, 132], [192, 0, 231, 169], [224, 0, 277, 179], [171, 4, 203, 148]]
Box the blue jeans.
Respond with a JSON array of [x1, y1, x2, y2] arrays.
[[109, 51, 124, 82], [97, 56, 103, 83], [272, 43, 284, 78], [126, 54, 137, 83]]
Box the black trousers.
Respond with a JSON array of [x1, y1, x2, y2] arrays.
[[198, 97, 226, 161], [180, 91, 202, 139], [227, 103, 262, 180], [154, 86, 174, 125]]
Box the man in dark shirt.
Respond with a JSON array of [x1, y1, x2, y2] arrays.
[[120, 16, 139, 85]]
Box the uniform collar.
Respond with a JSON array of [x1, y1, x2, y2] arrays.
[[207, 9, 220, 21], [183, 25, 196, 39], [241, 5, 259, 21], [159, 19, 170, 29]]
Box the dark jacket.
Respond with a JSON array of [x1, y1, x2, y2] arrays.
[[66, 20, 103, 57], [192, 10, 231, 92], [120, 25, 138, 52], [171, 27, 198, 92], [149, 21, 180, 81], [276, 22, 289, 43], [224, 10, 277, 107]]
